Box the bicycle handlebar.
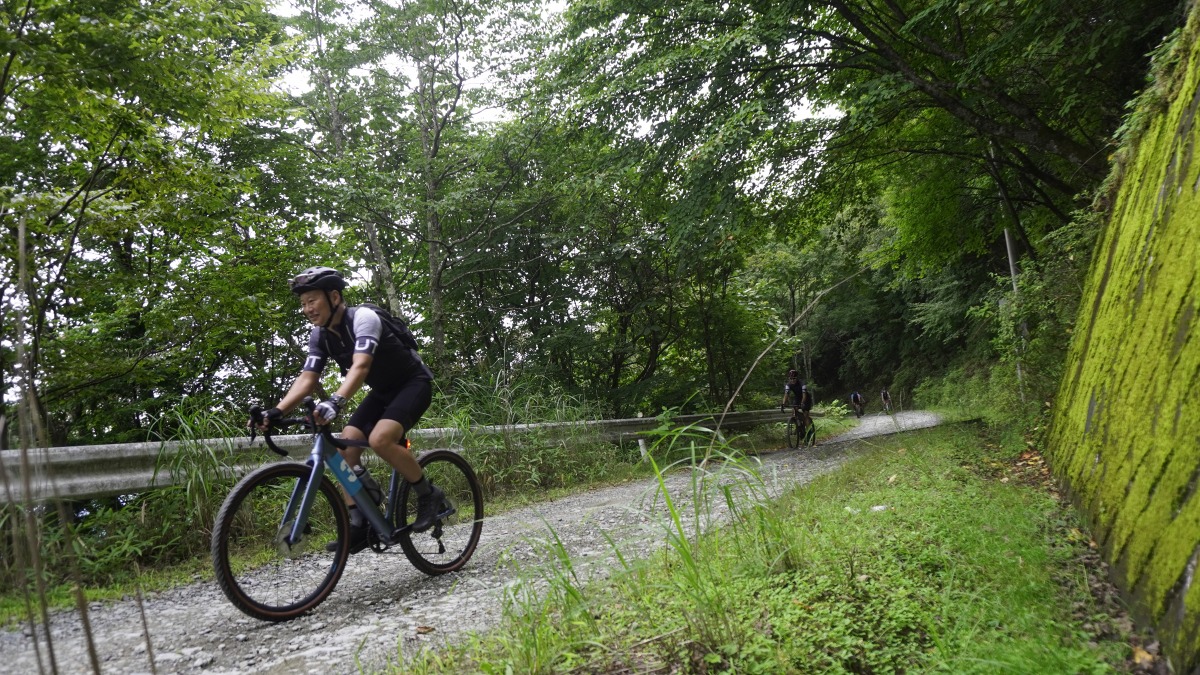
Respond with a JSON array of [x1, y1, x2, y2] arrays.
[[249, 398, 368, 456]]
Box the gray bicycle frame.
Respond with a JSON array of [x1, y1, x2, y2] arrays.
[[281, 432, 411, 549]]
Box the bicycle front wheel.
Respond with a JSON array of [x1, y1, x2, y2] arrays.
[[786, 418, 800, 448], [398, 450, 484, 576], [211, 462, 350, 621]]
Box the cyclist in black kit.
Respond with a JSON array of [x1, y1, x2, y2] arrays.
[[850, 391, 865, 418], [254, 266, 441, 554], [781, 370, 815, 441], [780, 370, 803, 411]]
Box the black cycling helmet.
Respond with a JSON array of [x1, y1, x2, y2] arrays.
[[289, 267, 347, 294], [290, 267, 347, 328]]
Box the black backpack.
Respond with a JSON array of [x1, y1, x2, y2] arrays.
[[357, 302, 420, 352]]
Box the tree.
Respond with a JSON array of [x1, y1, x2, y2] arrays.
[[1, 0, 287, 442]]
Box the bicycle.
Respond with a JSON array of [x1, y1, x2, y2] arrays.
[[851, 400, 864, 418], [784, 406, 817, 449], [211, 398, 484, 622]]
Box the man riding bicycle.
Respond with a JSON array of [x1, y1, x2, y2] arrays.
[[780, 370, 801, 410], [781, 370, 814, 434], [850, 391, 865, 417], [253, 266, 442, 554], [881, 388, 892, 413]]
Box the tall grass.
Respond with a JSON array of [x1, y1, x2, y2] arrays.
[[1, 399, 249, 621], [422, 373, 639, 502], [149, 399, 246, 538]]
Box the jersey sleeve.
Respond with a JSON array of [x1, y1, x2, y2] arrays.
[[302, 327, 327, 373], [351, 307, 384, 356]]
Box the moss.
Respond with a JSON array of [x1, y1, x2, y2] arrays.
[[1045, 2, 1200, 671]]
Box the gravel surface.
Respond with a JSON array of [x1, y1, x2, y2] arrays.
[[1, 411, 940, 675]]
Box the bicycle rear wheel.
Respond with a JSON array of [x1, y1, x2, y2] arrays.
[[785, 417, 800, 448], [398, 450, 484, 576], [211, 462, 349, 621]]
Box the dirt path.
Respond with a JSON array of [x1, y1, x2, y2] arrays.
[[0, 411, 941, 674]]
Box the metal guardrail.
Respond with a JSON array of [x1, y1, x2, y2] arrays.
[[0, 409, 793, 504]]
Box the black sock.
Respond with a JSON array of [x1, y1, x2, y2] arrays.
[[408, 475, 432, 497]]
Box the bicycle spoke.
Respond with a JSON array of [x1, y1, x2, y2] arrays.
[[212, 463, 349, 621]]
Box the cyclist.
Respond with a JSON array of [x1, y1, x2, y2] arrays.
[[881, 388, 892, 413], [780, 369, 803, 411], [797, 384, 814, 442], [781, 371, 815, 442], [850, 391, 865, 417], [253, 266, 441, 554]]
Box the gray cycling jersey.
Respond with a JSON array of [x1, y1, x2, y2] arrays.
[[302, 306, 431, 389]]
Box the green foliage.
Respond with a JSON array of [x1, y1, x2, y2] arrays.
[[408, 425, 1134, 674], [0, 0, 298, 444], [150, 399, 247, 535]]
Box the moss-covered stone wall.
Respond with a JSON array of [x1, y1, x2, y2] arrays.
[[1046, 6, 1200, 671]]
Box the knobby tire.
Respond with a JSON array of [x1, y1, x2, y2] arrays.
[[786, 417, 801, 449], [212, 462, 350, 621]]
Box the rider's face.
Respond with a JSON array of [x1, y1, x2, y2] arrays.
[[299, 290, 338, 325]]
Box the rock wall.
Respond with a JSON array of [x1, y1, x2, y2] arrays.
[[1046, 6, 1200, 671]]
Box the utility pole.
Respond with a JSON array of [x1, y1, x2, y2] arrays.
[[989, 142, 1028, 404]]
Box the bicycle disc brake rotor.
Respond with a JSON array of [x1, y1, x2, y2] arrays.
[[273, 519, 308, 559]]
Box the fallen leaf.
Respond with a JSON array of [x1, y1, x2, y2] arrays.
[[1132, 646, 1154, 666], [416, 626, 435, 634], [888, 474, 898, 484], [1000, 477, 1010, 483]]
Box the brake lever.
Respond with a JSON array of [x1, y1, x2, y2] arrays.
[[248, 405, 262, 443], [248, 404, 288, 457]]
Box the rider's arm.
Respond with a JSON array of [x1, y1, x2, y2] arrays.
[[274, 370, 321, 413]]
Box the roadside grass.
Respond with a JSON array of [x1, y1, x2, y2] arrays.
[[404, 424, 1133, 674]]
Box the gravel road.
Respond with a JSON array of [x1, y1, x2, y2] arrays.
[[1, 411, 941, 675]]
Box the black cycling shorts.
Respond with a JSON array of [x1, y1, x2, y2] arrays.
[[346, 375, 432, 437]]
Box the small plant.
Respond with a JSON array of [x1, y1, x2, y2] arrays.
[[817, 400, 850, 420], [150, 398, 245, 536]]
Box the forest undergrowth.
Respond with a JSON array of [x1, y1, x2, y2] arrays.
[[407, 424, 1163, 675]]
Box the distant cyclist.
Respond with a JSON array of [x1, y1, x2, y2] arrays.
[[781, 371, 815, 441], [850, 391, 865, 418], [782, 367, 801, 410], [880, 388, 892, 413]]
